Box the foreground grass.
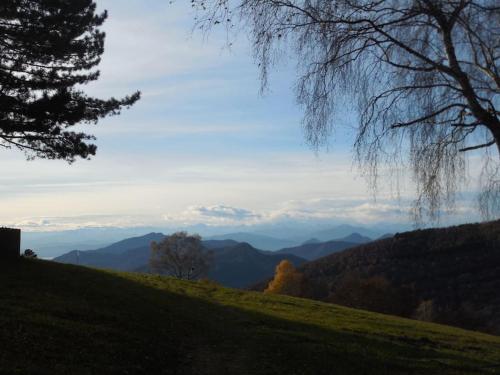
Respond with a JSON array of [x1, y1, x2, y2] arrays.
[[1, 260, 499, 374]]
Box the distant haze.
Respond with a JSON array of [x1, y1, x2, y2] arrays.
[[25, 221, 402, 258]]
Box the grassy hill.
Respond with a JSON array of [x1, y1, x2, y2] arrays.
[[1, 259, 500, 374]]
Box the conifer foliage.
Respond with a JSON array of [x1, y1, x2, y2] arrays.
[[0, 0, 140, 161], [265, 260, 303, 297]]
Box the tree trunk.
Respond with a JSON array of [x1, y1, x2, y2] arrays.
[[491, 126, 500, 158]]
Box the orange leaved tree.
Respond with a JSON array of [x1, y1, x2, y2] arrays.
[[265, 260, 303, 297]]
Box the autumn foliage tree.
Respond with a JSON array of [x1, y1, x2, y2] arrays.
[[265, 260, 303, 297]]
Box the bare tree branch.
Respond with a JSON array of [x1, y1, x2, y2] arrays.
[[190, 0, 500, 222]]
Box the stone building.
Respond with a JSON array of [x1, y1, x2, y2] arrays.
[[0, 228, 21, 260]]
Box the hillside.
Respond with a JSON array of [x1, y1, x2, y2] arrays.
[[336, 232, 372, 244], [1, 259, 500, 374], [308, 224, 380, 242], [92, 232, 166, 255], [21, 227, 166, 259], [295, 220, 500, 335], [206, 232, 297, 250], [54, 232, 166, 264], [54, 235, 305, 288], [137, 242, 307, 288], [275, 240, 357, 260], [54, 233, 237, 270], [208, 243, 306, 288]]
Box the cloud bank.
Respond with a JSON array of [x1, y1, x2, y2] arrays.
[[6, 196, 479, 233]]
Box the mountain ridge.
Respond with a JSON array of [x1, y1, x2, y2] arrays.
[[295, 220, 500, 334], [206, 232, 298, 250], [275, 240, 358, 260], [54, 235, 307, 288]]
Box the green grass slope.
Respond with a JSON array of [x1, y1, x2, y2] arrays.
[[1, 259, 500, 375]]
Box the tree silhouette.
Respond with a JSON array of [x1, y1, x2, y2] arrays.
[[22, 249, 37, 258], [192, 0, 500, 221], [150, 232, 214, 280], [0, 0, 140, 162]]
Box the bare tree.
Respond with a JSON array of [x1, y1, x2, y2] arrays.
[[150, 232, 213, 280], [191, 0, 500, 222]]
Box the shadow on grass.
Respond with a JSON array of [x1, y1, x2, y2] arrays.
[[0, 259, 498, 375]]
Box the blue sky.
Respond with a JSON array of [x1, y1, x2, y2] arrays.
[[0, 0, 480, 232]]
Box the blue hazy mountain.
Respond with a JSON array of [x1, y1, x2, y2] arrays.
[[308, 224, 379, 242], [275, 240, 358, 261], [24, 221, 409, 259], [53, 234, 305, 288], [22, 227, 165, 258], [206, 232, 299, 251], [207, 243, 306, 288], [301, 238, 321, 245], [53, 233, 233, 268], [336, 233, 372, 244]]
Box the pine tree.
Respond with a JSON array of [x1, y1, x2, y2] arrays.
[[0, 0, 140, 162]]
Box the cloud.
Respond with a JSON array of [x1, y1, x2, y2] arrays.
[[265, 198, 409, 223], [194, 205, 260, 220], [86, 0, 239, 94], [165, 199, 414, 227], [164, 205, 262, 225], [7, 194, 479, 233], [8, 214, 166, 232]]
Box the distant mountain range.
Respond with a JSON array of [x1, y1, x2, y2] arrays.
[[336, 233, 372, 244], [54, 233, 308, 288], [54, 233, 228, 271], [53, 230, 370, 288], [22, 227, 165, 258], [205, 227, 374, 251], [307, 225, 379, 242], [206, 232, 298, 251], [275, 240, 358, 260], [27, 222, 403, 258], [54, 233, 165, 271], [301, 238, 321, 245]]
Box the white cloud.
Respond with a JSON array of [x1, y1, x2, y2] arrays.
[[194, 205, 260, 220], [5, 193, 479, 232], [263, 198, 407, 223], [164, 205, 262, 225], [163, 197, 469, 228], [8, 214, 165, 232]]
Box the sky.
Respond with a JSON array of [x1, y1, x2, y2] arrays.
[[0, 0, 481, 232]]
